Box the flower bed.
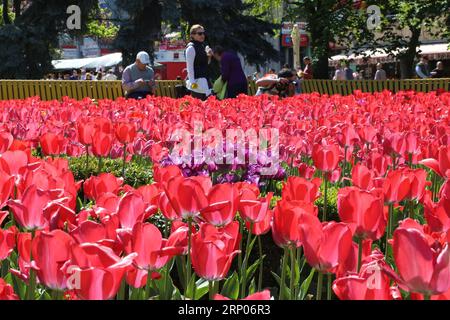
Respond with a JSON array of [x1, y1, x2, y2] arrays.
[[0, 90, 449, 300]]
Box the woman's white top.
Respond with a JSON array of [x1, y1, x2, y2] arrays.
[[185, 45, 212, 95]]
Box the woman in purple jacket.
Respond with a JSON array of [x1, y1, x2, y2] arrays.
[[213, 46, 248, 98]]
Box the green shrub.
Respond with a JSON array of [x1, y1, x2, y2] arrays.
[[69, 155, 154, 188]]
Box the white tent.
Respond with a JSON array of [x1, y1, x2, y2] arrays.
[[329, 43, 450, 66], [52, 52, 165, 71], [52, 52, 122, 70]]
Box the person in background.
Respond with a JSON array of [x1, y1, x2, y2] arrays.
[[122, 51, 156, 99], [85, 73, 93, 80], [185, 24, 213, 100], [96, 71, 103, 81], [431, 61, 446, 78], [63, 73, 70, 80], [104, 69, 118, 80], [268, 68, 276, 74], [374, 63, 387, 80], [255, 68, 297, 98], [333, 62, 346, 80], [415, 55, 430, 79], [79, 69, 87, 80], [70, 69, 79, 80], [344, 60, 354, 80], [213, 45, 248, 98], [302, 56, 313, 80]]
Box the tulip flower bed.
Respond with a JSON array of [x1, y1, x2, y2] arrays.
[[0, 90, 450, 301]]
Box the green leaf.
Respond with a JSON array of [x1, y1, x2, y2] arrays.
[[193, 278, 210, 300], [221, 272, 240, 300], [245, 254, 265, 283], [299, 268, 316, 300], [248, 278, 256, 296]]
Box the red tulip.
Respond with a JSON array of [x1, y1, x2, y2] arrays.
[[0, 150, 28, 177], [393, 218, 450, 295], [153, 165, 182, 186], [337, 187, 386, 240], [0, 170, 14, 207], [70, 220, 117, 247], [127, 222, 183, 271], [0, 278, 19, 300], [272, 200, 317, 248], [420, 146, 450, 178], [40, 133, 65, 156], [0, 131, 13, 154], [351, 164, 375, 191], [214, 289, 272, 300], [77, 122, 95, 146], [191, 221, 240, 281], [245, 209, 273, 236], [10, 232, 31, 282], [333, 250, 401, 300], [68, 243, 137, 300], [31, 230, 74, 290], [282, 176, 321, 203], [8, 185, 64, 230], [92, 130, 113, 158], [115, 123, 137, 145], [298, 214, 353, 273], [238, 192, 272, 224], [336, 124, 360, 148], [166, 221, 192, 255], [115, 192, 146, 230], [383, 170, 411, 203], [405, 168, 429, 201], [83, 173, 123, 201], [0, 226, 16, 261], [200, 183, 238, 227], [164, 176, 211, 219], [312, 141, 340, 172]]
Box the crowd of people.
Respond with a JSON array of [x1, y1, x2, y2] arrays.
[[44, 68, 121, 81], [42, 25, 448, 101]]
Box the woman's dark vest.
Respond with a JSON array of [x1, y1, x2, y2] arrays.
[[187, 40, 208, 79]]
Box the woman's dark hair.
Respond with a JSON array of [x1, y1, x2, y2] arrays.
[[213, 45, 225, 56], [278, 68, 295, 79]]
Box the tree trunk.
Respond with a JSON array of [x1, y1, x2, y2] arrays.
[[13, 0, 20, 19], [399, 27, 421, 79], [3, 0, 11, 24], [315, 54, 330, 79]]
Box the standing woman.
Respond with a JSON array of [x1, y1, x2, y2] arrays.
[[213, 46, 248, 99], [185, 24, 213, 100]]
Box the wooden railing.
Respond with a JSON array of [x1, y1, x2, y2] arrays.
[[0, 79, 448, 101], [301, 79, 450, 95]]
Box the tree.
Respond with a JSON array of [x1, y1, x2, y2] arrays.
[[113, 0, 163, 67], [179, 0, 278, 66], [0, 0, 98, 79], [372, 0, 450, 79], [288, 0, 370, 79]]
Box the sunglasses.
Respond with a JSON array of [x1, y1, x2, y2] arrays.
[[194, 32, 206, 36]]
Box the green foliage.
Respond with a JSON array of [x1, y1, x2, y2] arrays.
[[179, 0, 278, 66], [114, 0, 162, 67], [315, 184, 339, 219], [68, 155, 154, 188], [288, 0, 369, 79], [0, 0, 98, 79], [86, 7, 119, 40], [371, 0, 450, 78]]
